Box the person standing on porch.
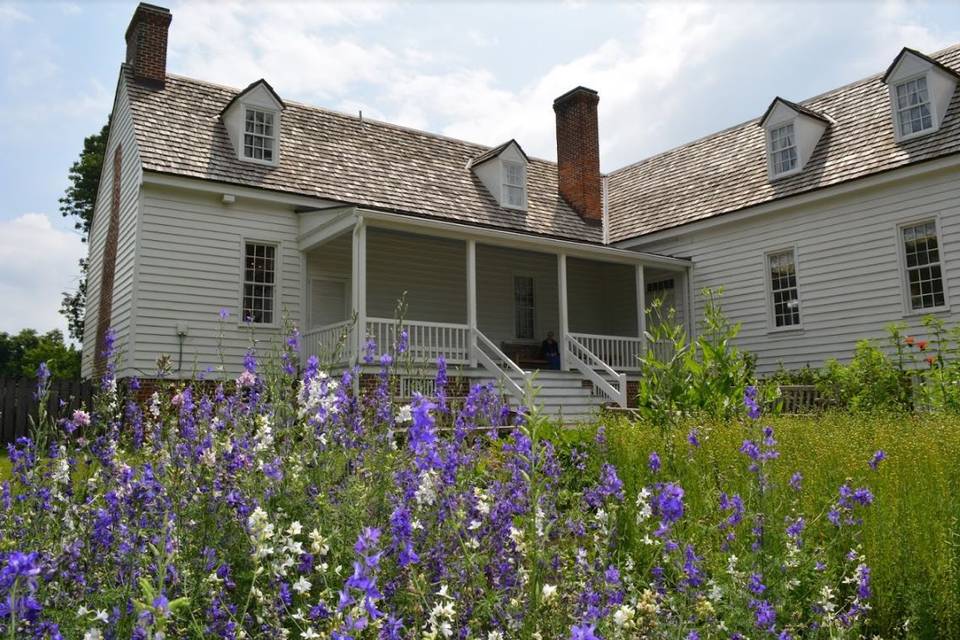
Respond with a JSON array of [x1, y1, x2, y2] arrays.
[[542, 331, 561, 369]]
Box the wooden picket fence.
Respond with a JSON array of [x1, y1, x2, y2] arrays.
[[0, 379, 94, 446]]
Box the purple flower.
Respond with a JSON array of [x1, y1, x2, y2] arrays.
[[219, 308, 230, 320], [744, 385, 761, 419], [570, 623, 600, 640], [687, 428, 700, 447], [789, 471, 803, 491], [653, 482, 685, 526], [648, 451, 661, 473], [869, 450, 886, 470]]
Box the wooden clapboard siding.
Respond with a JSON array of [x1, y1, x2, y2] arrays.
[[567, 257, 638, 336], [82, 74, 143, 378], [476, 244, 559, 347], [131, 185, 302, 376], [631, 167, 960, 373]]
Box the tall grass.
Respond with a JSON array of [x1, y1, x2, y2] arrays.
[[575, 412, 960, 638]]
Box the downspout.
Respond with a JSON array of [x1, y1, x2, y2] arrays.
[[601, 174, 610, 245]]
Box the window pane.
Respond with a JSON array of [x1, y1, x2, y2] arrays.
[[514, 276, 535, 339], [243, 243, 277, 323], [769, 249, 800, 327], [903, 221, 946, 310]]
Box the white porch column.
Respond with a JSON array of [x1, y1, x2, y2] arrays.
[[351, 219, 367, 365], [466, 239, 478, 367], [635, 264, 647, 355], [558, 253, 569, 371]]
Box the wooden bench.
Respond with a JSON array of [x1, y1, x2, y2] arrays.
[[500, 342, 550, 370]]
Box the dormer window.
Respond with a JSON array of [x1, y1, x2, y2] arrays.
[[894, 77, 933, 137], [759, 97, 829, 181], [769, 123, 798, 176], [503, 161, 526, 208], [244, 108, 276, 162], [470, 139, 529, 211], [882, 48, 958, 142], [220, 79, 285, 167]]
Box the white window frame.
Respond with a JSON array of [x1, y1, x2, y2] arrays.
[[513, 274, 536, 340], [240, 239, 281, 327], [501, 160, 527, 210], [896, 216, 949, 315], [891, 74, 936, 141], [767, 121, 800, 179], [764, 246, 803, 332], [242, 106, 278, 165]]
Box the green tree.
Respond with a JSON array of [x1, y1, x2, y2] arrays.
[[0, 329, 81, 379], [59, 120, 110, 342]]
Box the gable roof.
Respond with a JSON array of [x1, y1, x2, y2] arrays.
[[882, 46, 960, 83], [219, 78, 286, 116], [759, 96, 830, 127], [469, 139, 529, 167], [125, 71, 602, 243], [607, 43, 960, 243]]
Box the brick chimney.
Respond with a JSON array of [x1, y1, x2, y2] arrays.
[[125, 3, 172, 87], [553, 86, 602, 223]]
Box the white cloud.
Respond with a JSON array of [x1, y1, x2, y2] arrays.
[[0, 4, 29, 25], [0, 213, 85, 336], [167, 0, 960, 172]]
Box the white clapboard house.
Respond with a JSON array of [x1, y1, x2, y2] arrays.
[[82, 4, 960, 419]]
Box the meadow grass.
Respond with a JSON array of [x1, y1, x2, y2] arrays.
[[567, 412, 960, 638], [0, 453, 9, 482]]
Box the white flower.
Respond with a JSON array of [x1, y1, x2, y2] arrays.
[[486, 632, 504, 640], [415, 470, 439, 506], [292, 576, 312, 594], [541, 584, 557, 602], [397, 404, 413, 423], [612, 604, 635, 627], [288, 521, 303, 536], [77, 605, 90, 618], [84, 630, 102, 640], [94, 610, 109, 623], [302, 628, 320, 639]]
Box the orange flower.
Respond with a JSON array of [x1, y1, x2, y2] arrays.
[[905, 336, 916, 346], [926, 355, 937, 366], [917, 340, 928, 351]]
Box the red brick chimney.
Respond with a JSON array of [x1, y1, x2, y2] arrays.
[[125, 3, 172, 87], [554, 86, 602, 223]]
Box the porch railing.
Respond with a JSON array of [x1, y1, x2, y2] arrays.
[[301, 320, 353, 365], [366, 317, 471, 365], [472, 329, 531, 406], [565, 334, 628, 408], [568, 333, 644, 371]]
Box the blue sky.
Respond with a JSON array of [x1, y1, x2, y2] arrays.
[[1, 0, 960, 339]]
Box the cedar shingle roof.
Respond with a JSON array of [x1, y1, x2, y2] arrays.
[[607, 43, 960, 242], [125, 44, 960, 246], [126, 72, 603, 243]]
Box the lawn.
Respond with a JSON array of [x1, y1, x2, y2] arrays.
[[574, 411, 960, 638], [0, 453, 9, 482]]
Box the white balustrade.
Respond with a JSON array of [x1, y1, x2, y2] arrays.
[[301, 320, 353, 365], [567, 333, 644, 371], [365, 317, 471, 365]]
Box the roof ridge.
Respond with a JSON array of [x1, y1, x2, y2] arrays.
[[161, 71, 562, 166], [608, 41, 960, 178]]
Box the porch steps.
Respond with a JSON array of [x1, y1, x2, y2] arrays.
[[507, 370, 612, 424]]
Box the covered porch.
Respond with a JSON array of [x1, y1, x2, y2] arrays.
[[298, 208, 691, 407]]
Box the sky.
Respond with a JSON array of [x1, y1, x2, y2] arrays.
[[1, 0, 959, 340]]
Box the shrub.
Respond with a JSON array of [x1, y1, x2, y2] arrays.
[[636, 288, 757, 424]]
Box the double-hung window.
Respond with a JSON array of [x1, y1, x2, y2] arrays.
[[768, 249, 801, 328], [895, 77, 933, 138], [513, 276, 535, 339], [901, 220, 946, 311], [243, 242, 277, 324], [769, 123, 798, 176], [244, 108, 276, 162], [503, 161, 526, 209]]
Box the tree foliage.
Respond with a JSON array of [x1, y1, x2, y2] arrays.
[[0, 329, 81, 379], [59, 121, 110, 342]]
